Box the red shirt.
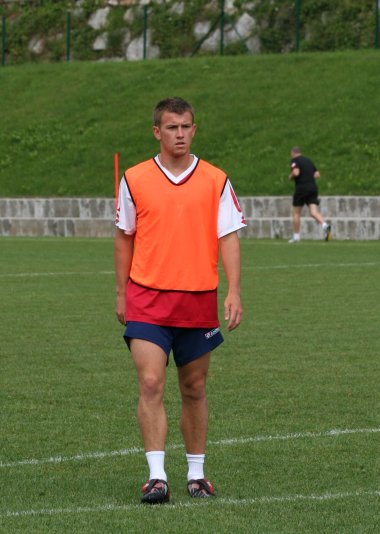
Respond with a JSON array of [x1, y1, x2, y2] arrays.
[[126, 280, 219, 328]]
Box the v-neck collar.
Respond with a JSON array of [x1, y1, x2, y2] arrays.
[[154, 155, 199, 185]]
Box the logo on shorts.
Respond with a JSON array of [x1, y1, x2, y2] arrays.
[[205, 328, 220, 339]]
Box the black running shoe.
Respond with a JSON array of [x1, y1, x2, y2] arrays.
[[324, 224, 332, 241], [141, 479, 170, 504], [187, 479, 215, 498]]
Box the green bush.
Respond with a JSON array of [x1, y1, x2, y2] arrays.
[[301, 0, 375, 51], [249, 0, 376, 53], [4, 1, 68, 64]]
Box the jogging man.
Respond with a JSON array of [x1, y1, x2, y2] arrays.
[[114, 97, 246, 504], [288, 146, 331, 243]]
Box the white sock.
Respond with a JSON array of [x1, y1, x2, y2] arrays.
[[322, 222, 328, 230], [293, 233, 300, 240], [145, 451, 167, 482], [186, 453, 205, 481]]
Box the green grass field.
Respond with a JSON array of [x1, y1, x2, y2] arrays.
[[0, 238, 379, 533]]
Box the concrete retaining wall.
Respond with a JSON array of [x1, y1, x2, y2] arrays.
[[239, 196, 380, 240], [0, 198, 115, 238], [0, 196, 379, 239]]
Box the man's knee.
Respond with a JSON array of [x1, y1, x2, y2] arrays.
[[308, 204, 319, 216], [292, 207, 301, 218], [180, 375, 207, 402], [139, 373, 165, 400]]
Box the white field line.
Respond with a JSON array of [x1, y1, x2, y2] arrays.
[[242, 240, 380, 247], [0, 261, 379, 279], [1, 427, 379, 469], [249, 262, 380, 270], [0, 270, 114, 278], [1, 490, 379, 518]]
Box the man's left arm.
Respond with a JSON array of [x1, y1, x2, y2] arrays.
[[219, 231, 243, 331]]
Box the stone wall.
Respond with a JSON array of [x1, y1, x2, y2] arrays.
[[1, 197, 379, 239], [239, 196, 380, 240]]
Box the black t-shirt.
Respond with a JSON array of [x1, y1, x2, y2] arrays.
[[290, 155, 318, 191]]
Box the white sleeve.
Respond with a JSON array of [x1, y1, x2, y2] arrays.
[[115, 177, 136, 235], [217, 179, 247, 238]]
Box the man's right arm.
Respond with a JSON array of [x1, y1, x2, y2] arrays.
[[114, 228, 134, 324], [289, 162, 299, 180]]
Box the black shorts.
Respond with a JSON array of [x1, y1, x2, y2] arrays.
[[293, 189, 319, 207]]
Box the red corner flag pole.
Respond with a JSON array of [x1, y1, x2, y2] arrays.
[[114, 152, 119, 209]]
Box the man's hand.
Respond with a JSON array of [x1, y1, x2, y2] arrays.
[[115, 294, 126, 325], [224, 293, 243, 331]]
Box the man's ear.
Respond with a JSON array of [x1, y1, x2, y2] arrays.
[[153, 125, 161, 140]]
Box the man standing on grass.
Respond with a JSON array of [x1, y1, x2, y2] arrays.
[[288, 146, 331, 243], [114, 97, 246, 504]]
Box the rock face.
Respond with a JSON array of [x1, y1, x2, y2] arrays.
[[3, 1, 374, 62], [11, 0, 262, 62], [88, 7, 111, 31], [126, 30, 160, 60], [88, 1, 260, 61]]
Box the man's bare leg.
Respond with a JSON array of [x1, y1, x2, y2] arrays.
[[308, 203, 325, 225], [131, 339, 167, 451], [131, 339, 170, 502], [177, 352, 211, 454], [289, 206, 302, 242], [178, 353, 215, 496], [292, 206, 302, 233]]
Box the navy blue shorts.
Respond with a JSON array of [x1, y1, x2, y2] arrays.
[[124, 322, 224, 367]]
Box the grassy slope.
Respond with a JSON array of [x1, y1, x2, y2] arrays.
[[0, 50, 379, 197]]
